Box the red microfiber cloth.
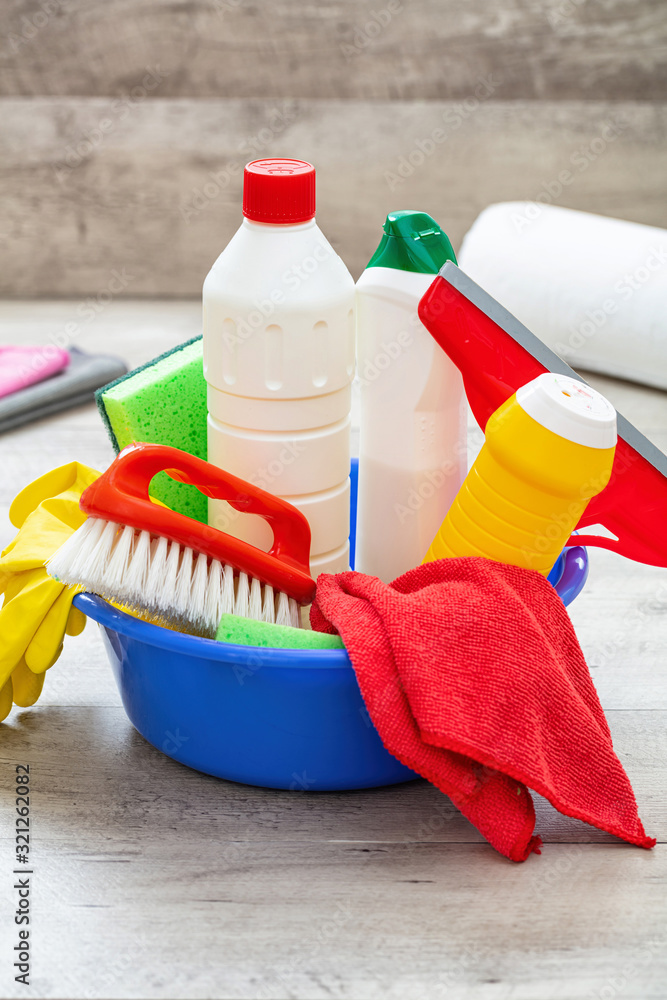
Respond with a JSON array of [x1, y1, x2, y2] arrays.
[[311, 558, 655, 862]]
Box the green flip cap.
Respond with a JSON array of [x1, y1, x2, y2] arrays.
[[366, 210, 457, 274]]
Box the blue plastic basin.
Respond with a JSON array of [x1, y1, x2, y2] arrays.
[[73, 460, 589, 791]]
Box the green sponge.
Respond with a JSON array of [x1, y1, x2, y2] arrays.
[[95, 336, 208, 522], [215, 614, 345, 650]]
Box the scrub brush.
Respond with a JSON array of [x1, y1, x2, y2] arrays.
[[47, 443, 316, 637]]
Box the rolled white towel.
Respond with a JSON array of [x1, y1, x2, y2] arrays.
[[458, 202, 667, 391]]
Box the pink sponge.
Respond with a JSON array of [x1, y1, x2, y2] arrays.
[[0, 346, 70, 399]]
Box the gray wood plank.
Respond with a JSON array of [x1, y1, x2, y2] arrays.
[[0, 842, 663, 999], [0, 719, 665, 1000], [2, 97, 667, 296], [0, 705, 663, 843], [1, 0, 665, 102]]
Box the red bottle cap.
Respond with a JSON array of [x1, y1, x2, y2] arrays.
[[243, 159, 316, 224]]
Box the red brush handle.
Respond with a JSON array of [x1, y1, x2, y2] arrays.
[[79, 443, 316, 604]]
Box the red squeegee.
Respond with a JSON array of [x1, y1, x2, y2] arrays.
[[418, 262, 667, 568]]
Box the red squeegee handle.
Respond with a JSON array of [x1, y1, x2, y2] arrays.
[[79, 443, 316, 605], [418, 275, 667, 569]]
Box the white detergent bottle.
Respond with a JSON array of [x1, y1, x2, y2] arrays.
[[355, 211, 467, 582], [203, 159, 355, 577]]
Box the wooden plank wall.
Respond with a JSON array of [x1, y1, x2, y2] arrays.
[[1, 0, 665, 295]]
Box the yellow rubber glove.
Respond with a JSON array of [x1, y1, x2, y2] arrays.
[[0, 462, 100, 722]]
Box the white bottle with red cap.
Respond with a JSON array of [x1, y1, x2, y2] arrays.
[[203, 158, 355, 577]]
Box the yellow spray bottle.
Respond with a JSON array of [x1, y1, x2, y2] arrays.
[[423, 373, 617, 574]]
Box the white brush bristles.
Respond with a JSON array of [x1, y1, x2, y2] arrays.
[[248, 576, 263, 621], [275, 591, 301, 628], [47, 516, 304, 637], [233, 571, 249, 618], [260, 584, 274, 623]]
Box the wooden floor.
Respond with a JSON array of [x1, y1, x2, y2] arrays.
[[1, 303, 666, 1000]]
